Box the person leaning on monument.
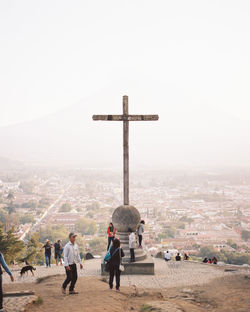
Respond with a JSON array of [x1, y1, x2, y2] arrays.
[[137, 220, 145, 248], [0, 252, 14, 311], [62, 233, 83, 295]]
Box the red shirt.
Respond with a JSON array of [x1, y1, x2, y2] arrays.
[[107, 227, 116, 237]]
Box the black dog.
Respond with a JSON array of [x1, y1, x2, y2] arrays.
[[20, 265, 36, 277]]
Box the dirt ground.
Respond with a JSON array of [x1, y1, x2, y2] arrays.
[[4, 273, 250, 312]]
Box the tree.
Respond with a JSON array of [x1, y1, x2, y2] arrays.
[[5, 204, 16, 215], [162, 226, 176, 238], [59, 202, 72, 212], [38, 225, 69, 244], [75, 218, 97, 235], [199, 246, 218, 259], [88, 237, 106, 254], [98, 222, 107, 235], [0, 208, 7, 224], [20, 214, 35, 224], [0, 224, 25, 263], [242, 230, 250, 241], [7, 191, 14, 202], [20, 233, 44, 265], [179, 216, 194, 225], [227, 239, 237, 250], [86, 211, 94, 218]]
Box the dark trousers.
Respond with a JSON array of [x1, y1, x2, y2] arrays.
[[62, 264, 78, 291], [130, 248, 135, 262], [0, 275, 3, 309], [138, 234, 143, 247], [109, 265, 121, 290], [107, 237, 114, 250]]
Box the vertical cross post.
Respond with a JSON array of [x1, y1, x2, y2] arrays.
[[92, 95, 159, 208], [123, 95, 129, 205]]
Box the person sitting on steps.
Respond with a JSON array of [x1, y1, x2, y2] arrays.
[[165, 250, 171, 261]]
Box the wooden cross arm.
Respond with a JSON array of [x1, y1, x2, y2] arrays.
[[92, 115, 159, 121]]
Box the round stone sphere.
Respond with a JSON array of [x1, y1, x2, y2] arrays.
[[112, 205, 141, 232]]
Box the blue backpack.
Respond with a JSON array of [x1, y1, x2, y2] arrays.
[[104, 247, 119, 262]]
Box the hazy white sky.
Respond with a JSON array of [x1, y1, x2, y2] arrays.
[[1, 0, 250, 127], [0, 0, 250, 168]]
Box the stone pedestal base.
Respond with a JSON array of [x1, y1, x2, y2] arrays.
[[101, 255, 154, 275], [117, 231, 147, 262]]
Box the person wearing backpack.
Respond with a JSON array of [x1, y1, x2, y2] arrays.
[[109, 238, 124, 292], [0, 252, 14, 311]]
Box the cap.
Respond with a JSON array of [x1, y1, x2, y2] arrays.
[[69, 232, 77, 238]]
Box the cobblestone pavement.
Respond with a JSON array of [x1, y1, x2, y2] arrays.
[[3, 258, 246, 288], [3, 295, 36, 312]]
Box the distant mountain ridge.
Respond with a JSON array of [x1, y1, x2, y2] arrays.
[[1, 94, 250, 168]]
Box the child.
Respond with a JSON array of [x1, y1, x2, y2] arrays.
[[128, 228, 136, 263]]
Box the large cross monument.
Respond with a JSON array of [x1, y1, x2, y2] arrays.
[[93, 95, 159, 274]]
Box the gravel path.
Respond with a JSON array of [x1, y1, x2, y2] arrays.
[[3, 258, 241, 288], [2, 259, 249, 311]]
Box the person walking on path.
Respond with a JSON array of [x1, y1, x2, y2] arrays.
[[0, 252, 14, 311], [109, 238, 124, 292], [137, 220, 145, 248], [54, 240, 63, 266], [62, 233, 83, 295], [128, 228, 136, 263], [107, 222, 116, 251], [42, 240, 53, 268], [165, 250, 171, 261]]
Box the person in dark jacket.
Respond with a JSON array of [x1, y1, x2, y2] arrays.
[[109, 238, 124, 292], [42, 240, 53, 268], [175, 253, 181, 261], [0, 252, 14, 311]]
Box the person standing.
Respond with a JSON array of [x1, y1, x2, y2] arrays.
[[0, 252, 14, 311], [62, 233, 83, 295], [54, 240, 63, 266], [107, 222, 116, 251], [137, 220, 145, 248], [109, 238, 124, 292], [42, 240, 53, 268], [128, 228, 136, 263]]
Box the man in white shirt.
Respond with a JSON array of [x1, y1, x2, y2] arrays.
[[62, 233, 83, 295], [165, 250, 171, 261]]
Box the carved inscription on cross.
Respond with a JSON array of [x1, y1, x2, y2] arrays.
[[93, 95, 159, 206]]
